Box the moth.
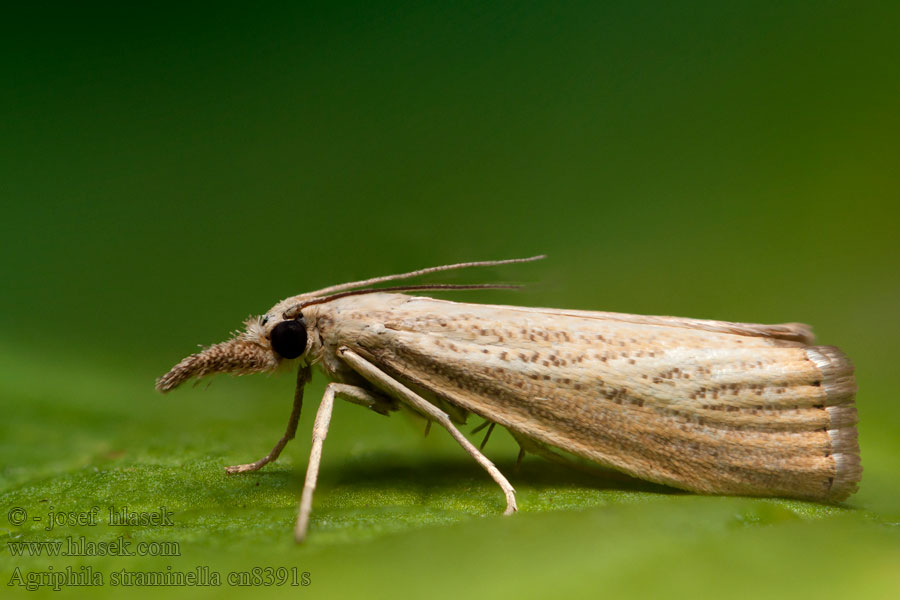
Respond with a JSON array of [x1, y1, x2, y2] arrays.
[[156, 256, 861, 541]]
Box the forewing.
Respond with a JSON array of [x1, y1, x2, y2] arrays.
[[425, 298, 816, 344], [339, 296, 858, 501]]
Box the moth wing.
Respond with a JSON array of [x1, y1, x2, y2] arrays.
[[340, 298, 857, 502], [427, 298, 815, 344]]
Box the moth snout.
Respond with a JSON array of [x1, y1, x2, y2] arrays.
[[155, 338, 278, 393]]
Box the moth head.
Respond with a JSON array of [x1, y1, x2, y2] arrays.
[[155, 312, 311, 393]]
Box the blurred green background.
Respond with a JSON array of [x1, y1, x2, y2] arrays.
[[2, 1, 898, 598]]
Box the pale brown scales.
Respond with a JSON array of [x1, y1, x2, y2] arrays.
[[323, 293, 859, 501]]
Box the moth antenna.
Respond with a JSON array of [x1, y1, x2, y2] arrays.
[[304, 255, 545, 298], [283, 283, 523, 319]]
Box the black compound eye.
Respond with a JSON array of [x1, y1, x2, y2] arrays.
[[270, 319, 308, 359]]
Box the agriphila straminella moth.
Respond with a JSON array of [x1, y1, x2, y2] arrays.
[[156, 256, 861, 542]]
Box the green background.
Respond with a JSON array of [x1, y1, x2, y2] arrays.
[[2, 2, 898, 598]]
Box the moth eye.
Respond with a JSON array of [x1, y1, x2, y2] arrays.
[[270, 319, 307, 359]]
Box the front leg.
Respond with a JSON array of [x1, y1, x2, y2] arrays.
[[225, 365, 312, 474], [227, 365, 396, 475]]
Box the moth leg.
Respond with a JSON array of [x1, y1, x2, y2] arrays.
[[471, 419, 492, 434], [508, 429, 589, 472], [507, 430, 639, 483], [334, 386, 398, 416], [480, 423, 496, 451], [227, 366, 396, 476], [294, 382, 380, 542], [226, 365, 312, 475], [337, 347, 518, 516]]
